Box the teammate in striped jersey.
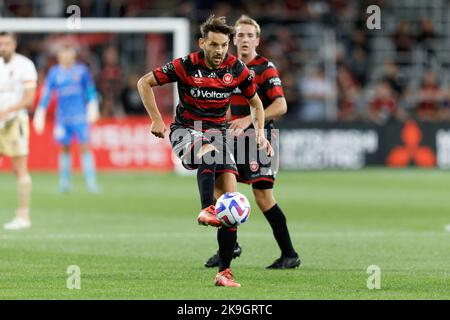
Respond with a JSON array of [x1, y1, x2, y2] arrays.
[[137, 15, 273, 287], [204, 15, 301, 269]]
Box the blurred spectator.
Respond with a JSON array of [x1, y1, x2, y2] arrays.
[[444, 87, 450, 121], [299, 66, 335, 122], [348, 29, 369, 55], [368, 80, 406, 124], [105, 0, 126, 17], [3, 0, 450, 124], [121, 72, 146, 115], [381, 61, 407, 97], [416, 18, 438, 59], [98, 46, 124, 117], [347, 46, 369, 85], [281, 71, 301, 117], [336, 65, 362, 121], [39, 0, 64, 17], [392, 21, 415, 66], [414, 70, 446, 121]]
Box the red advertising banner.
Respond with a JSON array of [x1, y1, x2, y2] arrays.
[[0, 117, 174, 172]]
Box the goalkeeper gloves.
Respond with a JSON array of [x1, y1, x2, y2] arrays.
[[33, 107, 46, 135], [87, 100, 100, 124]]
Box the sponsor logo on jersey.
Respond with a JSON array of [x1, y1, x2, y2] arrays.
[[269, 77, 282, 86], [249, 160, 259, 172], [190, 87, 231, 99], [222, 73, 233, 84], [193, 70, 204, 83], [162, 62, 175, 74]]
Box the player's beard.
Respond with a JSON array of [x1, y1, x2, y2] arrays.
[[206, 52, 224, 69], [0, 52, 12, 63]]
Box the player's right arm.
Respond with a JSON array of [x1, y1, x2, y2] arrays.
[[137, 60, 180, 139], [137, 71, 166, 139], [33, 68, 55, 135]]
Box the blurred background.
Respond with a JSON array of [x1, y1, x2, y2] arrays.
[[1, 0, 450, 171], [1, 1, 450, 300]]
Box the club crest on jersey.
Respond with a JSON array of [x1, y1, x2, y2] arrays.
[[250, 160, 259, 173], [249, 70, 256, 78], [222, 73, 233, 84]]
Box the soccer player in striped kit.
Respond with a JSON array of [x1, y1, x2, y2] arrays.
[[204, 15, 301, 269], [137, 15, 273, 287]]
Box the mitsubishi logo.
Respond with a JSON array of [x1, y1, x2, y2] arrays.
[[387, 120, 436, 167]]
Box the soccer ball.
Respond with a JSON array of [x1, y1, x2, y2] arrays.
[[215, 192, 251, 227]]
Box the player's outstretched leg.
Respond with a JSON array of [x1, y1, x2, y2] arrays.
[[58, 149, 71, 193], [253, 188, 301, 269], [196, 145, 222, 227], [215, 226, 240, 287]]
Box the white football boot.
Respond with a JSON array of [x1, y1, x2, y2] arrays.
[[4, 217, 31, 230]]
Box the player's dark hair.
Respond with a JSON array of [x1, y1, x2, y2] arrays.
[[200, 15, 234, 39], [0, 32, 17, 40]]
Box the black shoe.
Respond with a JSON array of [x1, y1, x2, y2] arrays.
[[266, 255, 301, 269], [204, 243, 242, 268]]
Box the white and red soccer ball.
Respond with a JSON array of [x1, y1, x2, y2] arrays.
[[215, 192, 251, 227]]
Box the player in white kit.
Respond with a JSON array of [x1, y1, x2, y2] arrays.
[[0, 32, 38, 230]]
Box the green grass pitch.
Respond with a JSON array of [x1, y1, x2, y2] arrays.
[[0, 169, 449, 299]]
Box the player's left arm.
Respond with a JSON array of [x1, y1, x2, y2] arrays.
[[247, 94, 274, 156], [82, 66, 100, 123], [235, 64, 273, 156]]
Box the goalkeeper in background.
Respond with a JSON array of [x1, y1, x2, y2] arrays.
[[33, 44, 100, 193]]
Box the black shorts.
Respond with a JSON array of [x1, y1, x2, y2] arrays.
[[234, 129, 279, 190], [169, 124, 238, 175]]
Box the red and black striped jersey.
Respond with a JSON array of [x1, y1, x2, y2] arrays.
[[230, 55, 284, 126], [152, 51, 257, 130]]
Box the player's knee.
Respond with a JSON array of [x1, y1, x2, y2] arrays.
[[17, 174, 32, 185], [197, 144, 218, 159], [254, 191, 275, 212]]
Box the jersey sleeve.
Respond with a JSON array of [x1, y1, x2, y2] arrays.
[[236, 63, 257, 100], [81, 65, 98, 102], [152, 58, 180, 85], [38, 68, 56, 109], [21, 58, 38, 89], [259, 64, 284, 101]]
